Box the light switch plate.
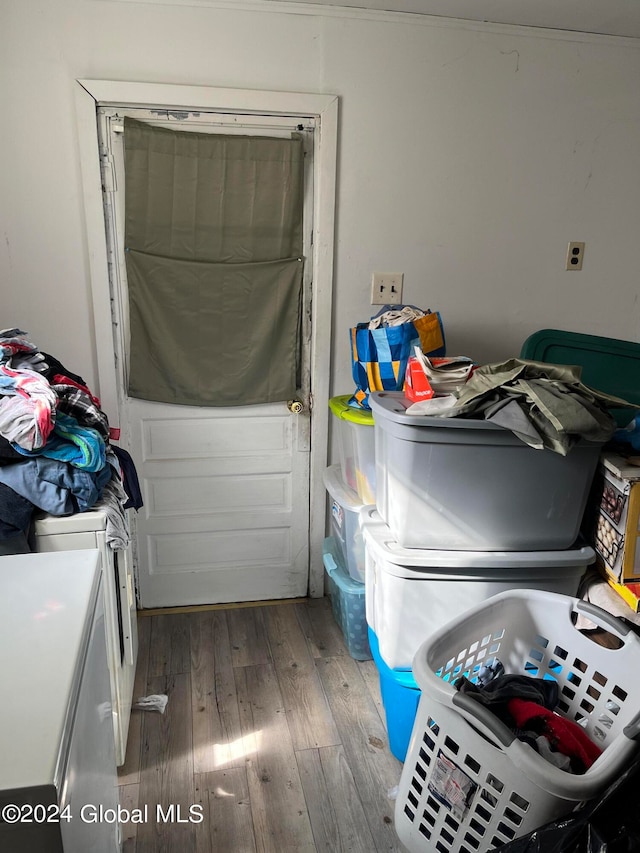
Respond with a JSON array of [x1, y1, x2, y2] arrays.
[[371, 272, 404, 305]]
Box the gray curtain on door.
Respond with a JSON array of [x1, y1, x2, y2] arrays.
[[123, 117, 304, 406]]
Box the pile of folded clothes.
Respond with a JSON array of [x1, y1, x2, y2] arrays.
[[0, 328, 141, 554]]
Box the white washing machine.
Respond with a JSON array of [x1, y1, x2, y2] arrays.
[[0, 550, 120, 852], [34, 510, 138, 767]]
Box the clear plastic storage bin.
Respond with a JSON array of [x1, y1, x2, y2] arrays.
[[323, 464, 366, 583], [369, 391, 604, 551], [396, 589, 640, 853], [329, 395, 376, 505]]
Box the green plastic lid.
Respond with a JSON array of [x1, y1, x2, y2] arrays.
[[520, 329, 640, 425], [328, 395, 375, 426]]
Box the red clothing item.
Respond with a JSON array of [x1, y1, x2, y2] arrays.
[[52, 374, 101, 407], [508, 698, 603, 772]]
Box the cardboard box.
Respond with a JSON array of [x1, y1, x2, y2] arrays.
[[604, 575, 640, 614], [593, 453, 640, 584]]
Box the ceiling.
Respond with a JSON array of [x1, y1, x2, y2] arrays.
[[270, 0, 640, 39]]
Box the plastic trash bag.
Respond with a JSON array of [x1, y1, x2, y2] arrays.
[[499, 750, 640, 852], [132, 693, 168, 713]]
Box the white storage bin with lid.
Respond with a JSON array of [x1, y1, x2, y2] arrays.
[[323, 464, 367, 583], [396, 589, 640, 853], [369, 391, 604, 551], [361, 507, 595, 671], [329, 395, 376, 505]]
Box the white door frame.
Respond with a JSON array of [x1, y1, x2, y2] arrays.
[[74, 79, 338, 598]]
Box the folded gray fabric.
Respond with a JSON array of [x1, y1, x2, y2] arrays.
[[482, 395, 545, 449], [436, 358, 635, 455]]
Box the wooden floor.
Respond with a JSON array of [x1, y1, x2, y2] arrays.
[[117, 597, 408, 852]]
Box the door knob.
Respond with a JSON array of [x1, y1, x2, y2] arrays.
[[287, 399, 304, 414]]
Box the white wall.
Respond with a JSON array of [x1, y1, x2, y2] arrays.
[[2, 0, 640, 412]]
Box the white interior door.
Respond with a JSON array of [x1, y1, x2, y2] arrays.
[[98, 106, 314, 608]]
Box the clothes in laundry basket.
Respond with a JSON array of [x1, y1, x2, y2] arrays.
[[454, 661, 602, 774], [508, 698, 602, 772], [455, 665, 559, 711]]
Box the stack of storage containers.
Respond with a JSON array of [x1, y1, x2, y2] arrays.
[[322, 396, 377, 660], [365, 391, 600, 762]]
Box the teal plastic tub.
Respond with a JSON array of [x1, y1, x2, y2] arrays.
[[322, 537, 371, 661], [520, 329, 640, 426]]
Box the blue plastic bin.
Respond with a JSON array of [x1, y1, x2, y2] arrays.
[[369, 628, 421, 762], [322, 537, 371, 661]]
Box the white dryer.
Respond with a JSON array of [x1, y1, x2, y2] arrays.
[[34, 510, 138, 767]]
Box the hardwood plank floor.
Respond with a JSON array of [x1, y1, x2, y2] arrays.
[[118, 597, 408, 852]]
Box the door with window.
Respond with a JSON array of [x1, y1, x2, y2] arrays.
[[97, 105, 315, 608]]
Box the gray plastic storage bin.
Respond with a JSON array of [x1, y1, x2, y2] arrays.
[[369, 391, 604, 551]]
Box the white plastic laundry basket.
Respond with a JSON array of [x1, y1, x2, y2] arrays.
[[395, 590, 640, 853]]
